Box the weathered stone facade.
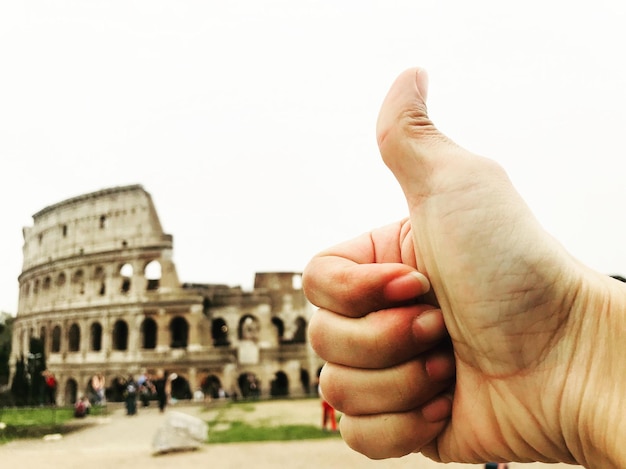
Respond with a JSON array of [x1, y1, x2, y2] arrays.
[[10, 185, 322, 405]]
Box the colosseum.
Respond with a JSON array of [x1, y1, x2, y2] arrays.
[[10, 185, 323, 405]]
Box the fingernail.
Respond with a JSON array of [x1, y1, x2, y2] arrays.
[[425, 351, 456, 381], [415, 68, 429, 102], [413, 309, 445, 340], [384, 271, 430, 302], [422, 394, 452, 423]]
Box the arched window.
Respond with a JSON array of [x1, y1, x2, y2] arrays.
[[272, 317, 285, 341], [112, 320, 128, 350], [238, 315, 260, 341], [292, 317, 307, 343], [56, 272, 66, 287], [90, 322, 102, 351], [120, 264, 133, 293], [94, 266, 106, 296], [170, 374, 192, 400], [72, 269, 85, 295], [238, 372, 260, 398], [170, 316, 188, 349], [144, 260, 162, 291], [140, 317, 157, 349], [65, 378, 78, 405], [201, 375, 223, 399], [51, 325, 62, 353], [270, 370, 289, 397], [212, 318, 230, 346], [43, 276, 51, 290], [39, 326, 46, 351], [68, 323, 80, 351]]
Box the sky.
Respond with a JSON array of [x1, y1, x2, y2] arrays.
[[1, 1, 626, 315]]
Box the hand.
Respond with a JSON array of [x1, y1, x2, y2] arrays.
[[304, 220, 456, 458], [305, 68, 626, 468]]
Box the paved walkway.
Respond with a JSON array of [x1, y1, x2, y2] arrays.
[[0, 402, 580, 469]]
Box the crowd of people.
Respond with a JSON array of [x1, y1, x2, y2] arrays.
[[74, 370, 175, 417]]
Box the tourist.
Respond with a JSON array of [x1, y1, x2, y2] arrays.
[[91, 373, 106, 405], [124, 375, 138, 416], [42, 370, 57, 406], [74, 395, 91, 418], [154, 370, 168, 413]]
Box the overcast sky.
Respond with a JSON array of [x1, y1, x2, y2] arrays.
[[2, 1, 626, 315]]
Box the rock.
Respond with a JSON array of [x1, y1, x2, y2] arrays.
[[152, 411, 208, 454]]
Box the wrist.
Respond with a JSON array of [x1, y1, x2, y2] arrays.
[[562, 271, 626, 468]]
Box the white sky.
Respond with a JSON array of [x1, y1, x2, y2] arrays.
[[2, 1, 626, 315]]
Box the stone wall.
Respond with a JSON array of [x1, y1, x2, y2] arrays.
[[10, 185, 322, 405]]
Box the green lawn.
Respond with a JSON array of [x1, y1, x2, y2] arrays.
[[0, 405, 106, 443], [205, 400, 341, 444], [0, 400, 339, 445], [208, 419, 339, 443]]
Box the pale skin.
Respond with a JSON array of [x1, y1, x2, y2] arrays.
[[303, 68, 626, 468]]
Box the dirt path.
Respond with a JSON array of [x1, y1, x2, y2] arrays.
[[0, 400, 580, 469]]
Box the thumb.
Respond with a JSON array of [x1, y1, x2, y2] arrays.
[[376, 68, 468, 200]]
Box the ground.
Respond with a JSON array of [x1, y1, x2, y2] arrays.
[[0, 399, 580, 469]]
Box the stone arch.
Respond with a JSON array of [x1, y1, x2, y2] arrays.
[[170, 374, 192, 400], [292, 316, 307, 343], [72, 269, 85, 295], [90, 322, 102, 351], [39, 325, 46, 347], [65, 378, 78, 405], [237, 372, 260, 398], [238, 314, 260, 341], [272, 316, 285, 341], [51, 325, 62, 353], [300, 368, 311, 394], [201, 374, 223, 399], [170, 316, 188, 349], [144, 260, 162, 291], [112, 319, 129, 350], [56, 272, 66, 287], [94, 265, 106, 296], [43, 275, 52, 291], [140, 317, 157, 349], [120, 263, 133, 293], [211, 317, 230, 346], [68, 323, 80, 352], [270, 370, 289, 397]]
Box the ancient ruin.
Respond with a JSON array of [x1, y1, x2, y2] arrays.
[[10, 185, 321, 405]]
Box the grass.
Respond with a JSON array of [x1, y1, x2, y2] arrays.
[[0, 399, 339, 445], [208, 420, 338, 443], [0, 405, 107, 443], [206, 399, 341, 444]]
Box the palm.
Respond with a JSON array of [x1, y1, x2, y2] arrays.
[[378, 69, 582, 464], [406, 164, 579, 464]]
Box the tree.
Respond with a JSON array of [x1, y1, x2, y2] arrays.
[[28, 338, 46, 405], [0, 314, 12, 387], [10, 355, 28, 406]]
